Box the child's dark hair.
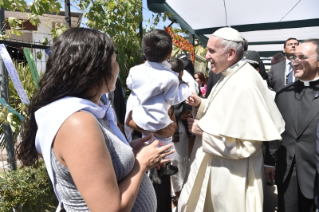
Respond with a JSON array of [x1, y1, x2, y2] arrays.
[[142, 29, 172, 63], [169, 58, 184, 73]]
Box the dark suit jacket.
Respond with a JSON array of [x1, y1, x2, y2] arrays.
[[265, 81, 319, 199], [205, 71, 222, 98], [316, 124, 319, 206], [112, 78, 126, 125], [267, 60, 286, 92]]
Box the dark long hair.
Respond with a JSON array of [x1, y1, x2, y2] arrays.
[[17, 28, 115, 166], [194, 72, 206, 86], [179, 57, 195, 78]]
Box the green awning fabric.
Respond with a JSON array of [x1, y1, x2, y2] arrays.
[[147, 0, 319, 58]]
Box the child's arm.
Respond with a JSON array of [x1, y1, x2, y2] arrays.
[[126, 111, 177, 138], [179, 79, 189, 87], [126, 71, 133, 90], [164, 79, 191, 105], [168, 106, 176, 123]]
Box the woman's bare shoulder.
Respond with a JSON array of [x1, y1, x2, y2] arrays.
[[54, 111, 105, 160], [63, 111, 99, 129]]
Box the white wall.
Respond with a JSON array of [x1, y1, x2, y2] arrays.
[[31, 22, 52, 73]]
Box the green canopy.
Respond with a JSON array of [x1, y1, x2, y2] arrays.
[[147, 0, 319, 59]]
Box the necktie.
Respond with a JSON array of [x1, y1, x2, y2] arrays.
[[286, 62, 293, 85]]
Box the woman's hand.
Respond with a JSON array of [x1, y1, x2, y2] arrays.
[[135, 137, 175, 171], [130, 134, 171, 169], [130, 134, 151, 156], [186, 92, 201, 107]]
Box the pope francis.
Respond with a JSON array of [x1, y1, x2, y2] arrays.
[[177, 28, 285, 212]]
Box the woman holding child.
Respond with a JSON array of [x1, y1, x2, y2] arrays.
[[17, 28, 175, 212]]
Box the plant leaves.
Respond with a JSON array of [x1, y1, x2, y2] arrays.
[[36, 51, 42, 60]]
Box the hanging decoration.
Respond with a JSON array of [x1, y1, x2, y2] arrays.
[[23, 48, 40, 89], [165, 27, 195, 62], [0, 44, 30, 105]]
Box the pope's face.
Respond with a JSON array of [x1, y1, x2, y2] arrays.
[[292, 42, 319, 81], [205, 36, 230, 74]]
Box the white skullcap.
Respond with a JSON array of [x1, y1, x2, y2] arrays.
[[212, 27, 244, 42]]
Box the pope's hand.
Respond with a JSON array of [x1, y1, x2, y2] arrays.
[[186, 92, 201, 107], [188, 118, 203, 136]]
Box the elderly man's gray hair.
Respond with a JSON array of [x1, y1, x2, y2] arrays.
[[302, 39, 319, 60], [220, 38, 245, 60]]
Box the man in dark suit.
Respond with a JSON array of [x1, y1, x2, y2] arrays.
[[316, 124, 319, 207], [205, 71, 221, 98], [264, 39, 319, 212], [267, 38, 299, 92]]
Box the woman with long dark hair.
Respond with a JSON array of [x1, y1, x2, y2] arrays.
[[17, 28, 174, 212], [194, 72, 207, 97]]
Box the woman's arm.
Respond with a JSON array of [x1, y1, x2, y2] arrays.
[[53, 111, 173, 212]]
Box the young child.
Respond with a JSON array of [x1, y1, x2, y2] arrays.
[[168, 58, 193, 143], [169, 58, 184, 81], [125, 29, 191, 184]]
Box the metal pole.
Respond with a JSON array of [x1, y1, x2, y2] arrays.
[[139, 4, 143, 44], [65, 0, 71, 28], [192, 34, 195, 67], [0, 7, 17, 171]]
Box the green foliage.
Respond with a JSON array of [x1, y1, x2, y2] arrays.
[[76, 0, 169, 96], [41, 37, 49, 46], [7, 17, 22, 27], [0, 0, 27, 12], [29, 0, 61, 15], [79, 0, 144, 92], [1, 0, 62, 39], [0, 160, 57, 212], [2, 0, 169, 96], [29, 14, 41, 26], [36, 51, 42, 60], [9, 61, 38, 109], [0, 61, 38, 147], [51, 23, 68, 39]]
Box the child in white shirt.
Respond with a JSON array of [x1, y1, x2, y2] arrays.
[[125, 29, 191, 184]]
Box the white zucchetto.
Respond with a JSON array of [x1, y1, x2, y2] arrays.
[[212, 27, 244, 42]]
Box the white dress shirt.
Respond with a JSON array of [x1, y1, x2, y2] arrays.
[[126, 60, 191, 133], [181, 69, 199, 95], [285, 58, 295, 85]]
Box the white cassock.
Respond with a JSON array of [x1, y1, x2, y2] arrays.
[[178, 60, 285, 212]]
